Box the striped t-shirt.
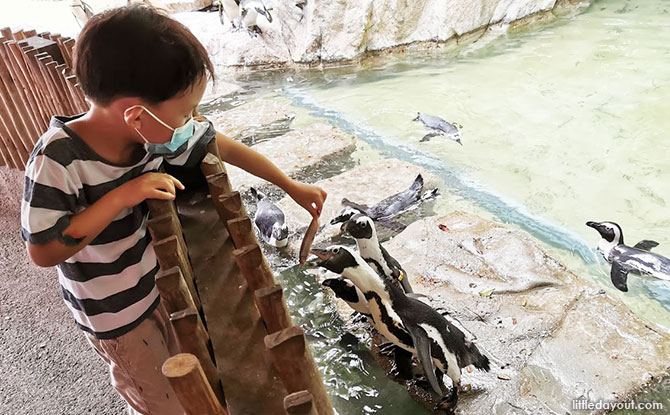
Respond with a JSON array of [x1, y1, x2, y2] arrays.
[[21, 115, 215, 339]]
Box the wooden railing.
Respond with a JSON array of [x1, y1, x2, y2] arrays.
[[0, 27, 88, 170]]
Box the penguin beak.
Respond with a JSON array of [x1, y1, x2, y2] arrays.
[[310, 248, 333, 264], [586, 221, 600, 230]]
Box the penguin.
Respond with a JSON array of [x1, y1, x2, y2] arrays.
[[217, 0, 241, 29], [71, 0, 94, 28], [312, 246, 490, 413], [586, 221, 670, 292], [239, 0, 273, 35], [321, 277, 371, 318], [330, 174, 439, 225], [413, 112, 463, 145], [343, 213, 414, 293], [250, 187, 289, 248]]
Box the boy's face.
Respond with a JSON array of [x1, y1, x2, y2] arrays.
[[126, 76, 207, 144]]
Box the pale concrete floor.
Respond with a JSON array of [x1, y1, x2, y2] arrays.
[[0, 166, 125, 415]]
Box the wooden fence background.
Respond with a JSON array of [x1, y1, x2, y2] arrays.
[[0, 27, 88, 170]]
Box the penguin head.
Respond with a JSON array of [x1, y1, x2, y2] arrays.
[[271, 222, 289, 247], [321, 277, 353, 290], [343, 214, 375, 240], [311, 246, 361, 274], [330, 206, 363, 225], [250, 187, 266, 202], [413, 112, 421, 121], [586, 221, 624, 245]]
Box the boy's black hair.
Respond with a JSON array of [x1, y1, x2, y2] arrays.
[[74, 5, 214, 105]]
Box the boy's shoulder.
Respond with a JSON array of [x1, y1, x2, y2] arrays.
[[29, 115, 98, 170]]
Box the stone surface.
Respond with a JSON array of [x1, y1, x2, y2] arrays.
[[208, 99, 296, 140], [315, 211, 670, 414], [175, 0, 590, 68], [227, 123, 357, 191], [276, 159, 442, 256]]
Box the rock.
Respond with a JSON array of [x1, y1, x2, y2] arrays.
[[277, 159, 441, 256], [161, 0, 212, 14], [227, 123, 357, 191], [208, 99, 296, 141], [201, 79, 242, 104], [359, 211, 670, 414], [175, 0, 590, 67]]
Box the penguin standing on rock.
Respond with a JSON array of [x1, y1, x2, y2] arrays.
[[586, 221, 670, 292], [250, 187, 289, 248], [239, 0, 273, 35], [312, 246, 490, 413], [217, 0, 241, 29], [343, 213, 414, 293]]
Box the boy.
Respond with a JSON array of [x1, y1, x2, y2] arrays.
[[20, 5, 326, 415]]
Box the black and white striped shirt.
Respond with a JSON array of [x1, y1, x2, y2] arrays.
[[21, 115, 215, 339]]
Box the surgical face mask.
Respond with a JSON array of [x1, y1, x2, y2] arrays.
[[128, 105, 194, 154]]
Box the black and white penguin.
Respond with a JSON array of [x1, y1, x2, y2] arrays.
[[321, 277, 370, 318], [586, 221, 670, 292], [413, 112, 462, 145], [239, 0, 273, 35], [250, 187, 289, 248], [312, 246, 490, 413], [330, 174, 439, 225], [217, 0, 241, 28], [343, 213, 414, 293]]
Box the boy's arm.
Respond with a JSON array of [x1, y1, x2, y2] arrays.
[[215, 132, 327, 218], [26, 173, 184, 267]]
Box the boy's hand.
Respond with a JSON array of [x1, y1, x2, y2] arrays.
[[116, 172, 185, 209], [287, 180, 327, 219]]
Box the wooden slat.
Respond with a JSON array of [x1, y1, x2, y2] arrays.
[[255, 284, 291, 334], [6, 41, 48, 133], [35, 53, 65, 114], [0, 38, 32, 166], [17, 44, 49, 129], [22, 47, 58, 118], [0, 112, 17, 168], [155, 266, 198, 315], [153, 235, 201, 311], [23, 30, 37, 38], [13, 30, 25, 40], [0, 28, 13, 40], [45, 61, 75, 114]]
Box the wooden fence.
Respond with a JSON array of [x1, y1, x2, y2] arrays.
[[0, 27, 87, 170]]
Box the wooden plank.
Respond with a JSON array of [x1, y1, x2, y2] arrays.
[[0, 40, 41, 151], [162, 354, 229, 415], [169, 308, 225, 404], [36, 54, 66, 114], [0, 112, 16, 168], [0, 28, 12, 40], [21, 46, 58, 119], [284, 391, 318, 415], [23, 30, 37, 38], [13, 30, 25, 41], [179, 190, 287, 415], [0, 39, 32, 166], [17, 44, 49, 129], [6, 41, 48, 134], [45, 61, 75, 114], [265, 327, 334, 415]]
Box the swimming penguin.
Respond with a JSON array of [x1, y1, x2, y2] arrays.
[[343, 213, 414, 293], [322, 277, 370, 318], [239, 0, 273, 35], [586, 221, 670, 292], [250, 187, 289, 248], [330, 174, 439, 225], [413, 112, 463, 145], [217, 0, 241, 28], [312, 246, 490, 413]]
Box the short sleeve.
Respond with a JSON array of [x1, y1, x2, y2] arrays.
[[162, 120, 216, 168], [21, 145, 79, 245]]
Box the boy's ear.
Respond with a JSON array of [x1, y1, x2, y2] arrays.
[[123, 105, 145, 130]]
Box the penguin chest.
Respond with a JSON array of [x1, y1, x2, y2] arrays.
[[364, 293, 413, 349]]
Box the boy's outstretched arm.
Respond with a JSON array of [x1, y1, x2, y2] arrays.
[[216, 132, 327, 218], [26, 173, 184, 267]]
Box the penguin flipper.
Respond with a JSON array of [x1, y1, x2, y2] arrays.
[[420, 132, 439, 142], [341, 198, 370, 212], [634, 240, 659, 251], [407, 326, 443, 395], [610, 262, 629, 292]]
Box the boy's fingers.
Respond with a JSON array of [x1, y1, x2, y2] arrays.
[[170, 176, 185, 190], [152, 189, 175, 200]]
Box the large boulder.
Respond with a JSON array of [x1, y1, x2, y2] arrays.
[[316, 211, 670, 414], [227, 123, 357, 191], [175, 0, 590, 67]]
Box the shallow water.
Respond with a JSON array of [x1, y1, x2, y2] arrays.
[[213, 0, 670, 412]]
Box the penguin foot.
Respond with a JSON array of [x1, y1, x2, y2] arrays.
[[433, 387, 458, 414]]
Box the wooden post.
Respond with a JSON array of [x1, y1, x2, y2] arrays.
[[146, 212, 189, 255], [169, 308, 225, 404], [5, 40, 46, 135], [155, 266, 197, 314], [0, 46, 31, 166], [21, 46, 58, 117], [201, 152, 227, 178], [265, 326, 334, 415], [254, 284, 291, 334], [225, 216, 256, 248], [284, 391, 318, 415], [36, 54, 66, 114], [232, 244, 275, 291], [162, 353, 229, 415], [152, 235, 201, 310]]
